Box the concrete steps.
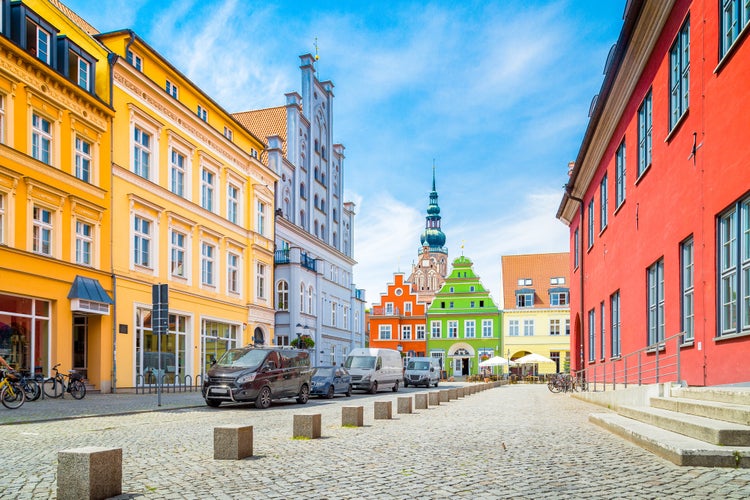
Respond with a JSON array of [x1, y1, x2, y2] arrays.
[[591, 385, 750, 467]]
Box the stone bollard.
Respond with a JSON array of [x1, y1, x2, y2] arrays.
[[374, 401, 393, 420], [342, 406, 364, 427], [415, 393, 429, 409], [397, 396, 413, 414], [457, 387, 465, 398], [439, 390, 450, 403], [294, 413, 322, 439], [214, 424, 253, 460], [428, 391, 441, 406], [58, 447, 122, 500], [448, 388, 458, 400]]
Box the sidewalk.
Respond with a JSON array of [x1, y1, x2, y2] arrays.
[[0, 389, 205, 426]]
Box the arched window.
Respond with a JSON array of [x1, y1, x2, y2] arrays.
[[300, 282, 306, 313], [333, 232, 338, 247], [308, 286, 314, 314], [299, 210, 305, 229], [314, 139, 319, 153], [314, 220, 319, 236], [321, 145, 326, 159], [321, 199, 325, 212], [299, 183, 306, 198], [253, 327, 265, 346], [333, 208, 337, 221], [314, 194, 319, 208], [276, 280, 289, 310]]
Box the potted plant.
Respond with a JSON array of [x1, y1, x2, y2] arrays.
[[291, 335, 315, 349]]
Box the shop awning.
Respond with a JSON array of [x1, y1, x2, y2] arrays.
[[68, 276, 113, 315]]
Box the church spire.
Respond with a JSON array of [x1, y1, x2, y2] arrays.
[[420, 164, 446, 251]]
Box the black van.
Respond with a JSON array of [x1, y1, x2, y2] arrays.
[[202, 347, 311, 409]]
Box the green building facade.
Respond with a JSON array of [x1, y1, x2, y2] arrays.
[[426, 256, 502, 378]]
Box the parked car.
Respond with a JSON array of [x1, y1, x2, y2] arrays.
[[202, 347, 311, 409], [344, 348, 402, 393], [403, 357, 440, 388], [310, 366, 352, 398]]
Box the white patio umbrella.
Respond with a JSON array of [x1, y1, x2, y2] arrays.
[[478, 356, 516, 379], [515, 353, 555, 378]]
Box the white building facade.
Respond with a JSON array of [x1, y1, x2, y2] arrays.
[[234, 54, 365, 366]]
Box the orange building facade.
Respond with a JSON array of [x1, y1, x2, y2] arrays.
[[368, 273, 427, 360]]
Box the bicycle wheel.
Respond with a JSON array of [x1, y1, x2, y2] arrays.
[[1, 384, 26, 409], [43, 378, 63, 398], [69, 380, 86, 400], [548, 378, 562, 393], [22, 379, 41, 401]]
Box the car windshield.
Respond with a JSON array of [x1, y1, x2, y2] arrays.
[[344, 356, 376, 369], [312, 367, 335, 378], [407, 361, 430, 370], [216, 348, 267, 368]]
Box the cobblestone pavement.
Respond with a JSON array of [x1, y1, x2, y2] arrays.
[[1, 384, 749, 499]]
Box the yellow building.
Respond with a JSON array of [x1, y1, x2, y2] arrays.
[[94, 30, 277, 390], [501, 253, 570, 377], [0, 0, 114, 387]]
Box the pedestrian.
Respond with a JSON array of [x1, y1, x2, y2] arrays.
[[0, 354, 11, 370]]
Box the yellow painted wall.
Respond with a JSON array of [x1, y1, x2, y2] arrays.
[[504, 309, 571, 375]]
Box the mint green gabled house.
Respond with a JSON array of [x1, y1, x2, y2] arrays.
[[426, 256, 502, 378]]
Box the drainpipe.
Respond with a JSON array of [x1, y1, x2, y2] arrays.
[[107, 51, 118, 393], [565, 184, 585, 375]]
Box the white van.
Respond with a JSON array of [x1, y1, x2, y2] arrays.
[[344, 348, 402, 393], [403, 357, 440, 388]]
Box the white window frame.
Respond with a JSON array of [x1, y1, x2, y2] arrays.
[[76, 57, 91, 91], [32, 112, 52, 165], [0, 94, 5, 145], [75, 136, 92, 183], [401, 324, 411, 340], [523, 319, 534, 337], [481, 319, 493, 338], [416, 324, 426, 340], [74, 219, 93, 266], [670, 18, 690, 129], [201, 166, 216, 213], [447, 320, 458, 338], [165, 80, 178, 99], [133, 214, 152, 268], [170, 149, 186, 197], [227, 251, 240, 295], [379, 324, 392, 340], [508, 319, 519, 336], [647, 258, 665, 345], [615, 140, 626, 207], [431, 321, 441, 339], [600, 173, 608, 231], [227, 183, 240, 225], [681, 236, 694, 342], [133, 125, 152, 179], [550, 319, 561, 336], [256, 262, 266, 300], [464, 320, 475, 338], [637, 90, 653, 177], [201, 241, 216, 287], [32, 205, 53, 256], [611, 291, 621, 357], [257, 200, 266, 236], [223, 126, 233, 141], [276, 280, 289, 311], [170, 230, 187, 279], [197, 105, 208, 121], [126, 49, 143, 71]]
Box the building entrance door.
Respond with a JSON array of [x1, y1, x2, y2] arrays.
[[72, 316, 88, 380]]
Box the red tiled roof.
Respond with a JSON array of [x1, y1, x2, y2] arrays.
[[500, 253, 570, 309], [233, 106, 287, 158]]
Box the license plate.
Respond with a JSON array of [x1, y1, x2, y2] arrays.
[[209, 386, 229, 395]]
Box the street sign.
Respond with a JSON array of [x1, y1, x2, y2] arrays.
[[152, 284, 169, 335]]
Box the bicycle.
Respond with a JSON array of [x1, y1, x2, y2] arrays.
[[42, 363, 86, 400], [0, 369, 26, 409]]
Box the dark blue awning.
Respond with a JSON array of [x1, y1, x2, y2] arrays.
[[67, 276, 114, 304]]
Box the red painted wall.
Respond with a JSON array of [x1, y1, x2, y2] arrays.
[[568, 0, 750, 386], [368, 274, 428, 357]]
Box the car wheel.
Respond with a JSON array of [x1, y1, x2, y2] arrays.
[[369, 381, 378, 394], [326, 386, 335, 399], [255, 386, 272, 409], [345, 385, 352, 397], [403, 380, 409, 388], [392, 380, 399, 392], [205, 399, 221, 407], [296, 384, 310, 404], [434, 380, 439, 387]]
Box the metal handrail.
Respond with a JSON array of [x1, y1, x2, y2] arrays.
[[575, 331, 685, 391], [135, 373, 202, 394]]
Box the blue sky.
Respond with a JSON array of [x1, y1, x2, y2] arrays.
[[63, 0, 624, 306]]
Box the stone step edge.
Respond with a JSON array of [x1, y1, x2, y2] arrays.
[[651, 396, 750, 426], [671, 388, 750, 405], [589, 413, 750, 468]]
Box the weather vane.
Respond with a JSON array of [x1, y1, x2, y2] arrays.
[[314, 37, 320, 61]]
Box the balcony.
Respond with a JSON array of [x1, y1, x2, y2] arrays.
[[274, 249, 290, 264], [354, 288, 365, 301], [371, 306, 400, 316], [275, 248, 316, 272], [301, 253, 317, 271]]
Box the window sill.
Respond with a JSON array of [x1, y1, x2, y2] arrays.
[[714, 330, 750, 342], [645, 343, 666, 354], [609, 355, 622, 361], [664, 110, 689, 143], [635, 164, 651, 186]]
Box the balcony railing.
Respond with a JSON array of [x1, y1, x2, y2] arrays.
[[575, 331, 685, 391], [274, 249, 290, 264], [274, 249, 316, 272], [301, 252, 316, 271], [354, 288, 365, 301], [371, 306, 400, 316]]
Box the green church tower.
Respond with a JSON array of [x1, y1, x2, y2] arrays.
[[426, 255, 502, 378]]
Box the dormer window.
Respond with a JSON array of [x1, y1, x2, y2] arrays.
[[26, 18, 51, 63], [515, 289, 534, 308], [166, 80, 178, 98], [59, 37, 96, 92], [223, 127, 233, 141], [197, 105, 207, 122], [549, 288, 569, 306], [126, 49, 142, 71]]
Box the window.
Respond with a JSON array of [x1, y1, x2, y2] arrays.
[[721, 0, 750, 57], [482, 320, 493, 338], [0, 95, 5, 144], [670, 19, 690, 129], [404, 302, 412, 314], [308, 286, 314, 314], [588, 309, 595, 362], [331, 302, 337, 326], [508, 319, 519, 336], [600, 302, 606, 360], [416, 325, 426, 340], [385, 303, 394, 315], [0, 194, 4, 244], [574, 228, 580, 269], [256, 262, 266, 299], [201, 242, 215, 286], [133, 215, 151, 267], [32, 113, 52, 165], [223, 127, 233, 141], [587, 199, 595, 248], [516, 293, 533, 308], [402, 325, 412, 340], [431, 321, 441, 338], [550, 319, 561, 335], [718, 197, 750, 337], [447, 320, 458, 338], [75, 221, 92, 265], [637, 90, 653, 177], [647, 259, 665, 344], [299, 283, 305, 314], [75, 137, 91, 183], [681, 236, 694, 342], [226, 252, 240, 294], [170, 150, 185, 197], [379, 325, 392, 340], [201, 168, 215, 212], [465, 320, 476, 338], [133, 126, 151, 179], [343, 307, 349, 329], [523, 319, 534, 336], [550, 277, 566, 285], [165, 80, 178, 98], [227, 184, 239, 224], [615, 140, 626, 207], [257, 200, 266, 235], [449, 301, 454, 309], [599, 174, 608, 231], [517, 278, 532, 286], [550, 291, 568, 306], [26, 18, 51, 63], [276, 281, 289, 310], [197, 105, 207, 121], [126, 49, 142, 71], [566, 318, 571, 335], [69, 51, 91, 91], [170, 230, 186, 278], [611, 291, 621, 357]]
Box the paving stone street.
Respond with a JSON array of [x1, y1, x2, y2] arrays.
[[1, 383, 749, 499]]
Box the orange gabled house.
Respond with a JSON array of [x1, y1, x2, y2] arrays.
[[368, 273, 428, 361]]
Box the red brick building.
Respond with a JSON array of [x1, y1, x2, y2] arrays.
[[558, 0, 750, 386], [368, 273, 428, 359]]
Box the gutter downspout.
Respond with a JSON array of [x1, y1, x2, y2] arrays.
[[107, 51, 118, 393]]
